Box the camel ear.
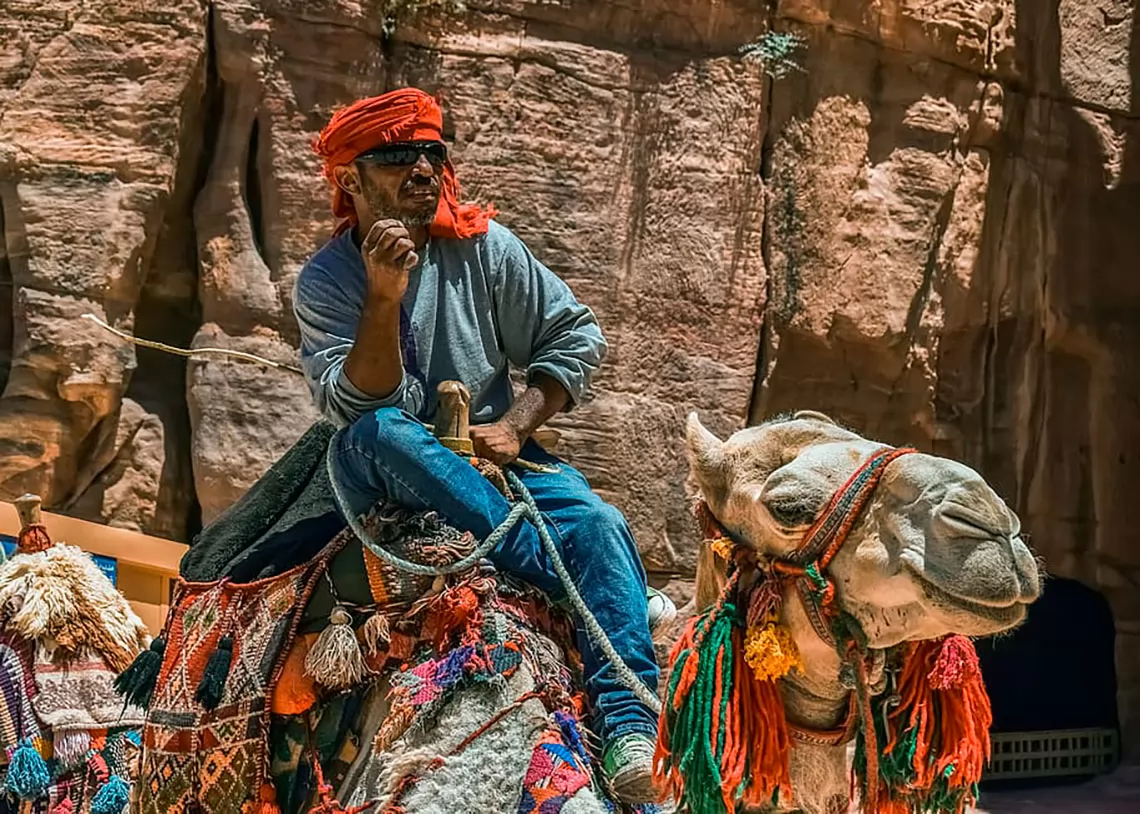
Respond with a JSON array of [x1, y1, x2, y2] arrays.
[[793, 409, 836, 426], [686, 412, 727, 505]]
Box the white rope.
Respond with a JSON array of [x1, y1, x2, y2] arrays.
[[325, 428, 662, 714], [81, 313, 303, 374]]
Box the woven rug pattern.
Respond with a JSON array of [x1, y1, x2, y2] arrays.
[[137, 565, 313, 813]]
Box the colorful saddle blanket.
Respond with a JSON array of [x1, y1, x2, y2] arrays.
[[136, 503, 479, 813], [136, 562, 323, 814]]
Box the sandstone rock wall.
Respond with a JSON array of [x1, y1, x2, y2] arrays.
[[1, 0, 1138, 753]]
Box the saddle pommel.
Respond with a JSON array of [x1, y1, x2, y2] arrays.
[[434, 381, 474, 455], [14, 493, 42, 532]]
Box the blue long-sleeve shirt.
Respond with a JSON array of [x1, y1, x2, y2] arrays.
[[293, 221, 607, 428]]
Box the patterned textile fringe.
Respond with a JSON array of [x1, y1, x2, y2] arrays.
[[53, 730, 91, 771], [653, 570, 794, 814], [854, 635, 992, 814], [0, 521, 148, 812]]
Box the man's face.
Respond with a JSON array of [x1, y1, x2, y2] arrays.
[[346, 141, 446, 229]]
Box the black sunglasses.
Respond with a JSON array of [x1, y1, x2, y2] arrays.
[[356, 141, 448, 167]]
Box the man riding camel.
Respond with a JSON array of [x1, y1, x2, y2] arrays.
[[292, 87, 673, 804]]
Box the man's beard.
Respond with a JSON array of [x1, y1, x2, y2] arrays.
[[359, 173, 439, 228]]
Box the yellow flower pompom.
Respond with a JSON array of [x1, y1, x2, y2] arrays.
[[710, 536, 735, 561], [744, 621, 802, 681]]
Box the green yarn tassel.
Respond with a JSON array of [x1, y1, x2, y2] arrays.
[[114, 635, 165, 708], [660, 603, 739, 814], [195, 634, 233, 710], [853, 686, 976, 814], [5, 737, 50, 800], [90, 774, 131, 814]]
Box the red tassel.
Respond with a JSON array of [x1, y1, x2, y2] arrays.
[[878, 636, 993, 810], [928, 634, 981, 690], [49, 799, 74, 814], [17, 524, 52, 553], [927, 635, 992, 789]]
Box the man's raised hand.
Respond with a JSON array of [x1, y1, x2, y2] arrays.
[[361, 219, 418, 303]]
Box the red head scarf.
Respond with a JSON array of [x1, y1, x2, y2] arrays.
[[312, 88, 495, 240]]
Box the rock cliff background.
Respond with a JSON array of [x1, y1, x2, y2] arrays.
[[1, 0, 1137, 755]]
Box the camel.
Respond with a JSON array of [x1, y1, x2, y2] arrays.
[[673, 410, 1043, 814]]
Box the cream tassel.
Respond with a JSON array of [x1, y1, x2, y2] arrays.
[[304, 606, 366, 691], [359, 612, 391, 657]]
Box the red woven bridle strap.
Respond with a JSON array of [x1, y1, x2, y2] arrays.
[[697, 446, 915, 635], [788, 446, 916, 570], [767, 446, 916, 646]]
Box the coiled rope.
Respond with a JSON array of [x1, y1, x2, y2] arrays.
[[325, 429, 662, 714]]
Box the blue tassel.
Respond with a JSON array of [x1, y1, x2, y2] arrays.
[[90, 775, 130, 814], [5, 737, 49, 800]]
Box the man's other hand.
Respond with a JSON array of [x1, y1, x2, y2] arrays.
[[362, 218, 417, 303], [470, 421, 525, 465]]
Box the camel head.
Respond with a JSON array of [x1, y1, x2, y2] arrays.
[[686, 411, 1041, 649]]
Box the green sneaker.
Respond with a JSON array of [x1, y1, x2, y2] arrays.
[[603, 733, 657, 804]]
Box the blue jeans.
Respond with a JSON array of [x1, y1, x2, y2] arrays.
[[332, 408, 660, 741]]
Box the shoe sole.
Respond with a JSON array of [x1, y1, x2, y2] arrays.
[[610, 765, 659, 806], [649, 604, 679, 639]]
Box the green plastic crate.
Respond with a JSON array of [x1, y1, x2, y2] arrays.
[[984, 728, 1120, 781]]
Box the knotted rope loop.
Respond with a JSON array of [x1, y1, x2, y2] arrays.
[[325, 429, 662, 714]]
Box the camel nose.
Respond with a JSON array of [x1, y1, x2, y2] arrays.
[[936, 480, 1020, 541], [935, 485, 1040, 603]]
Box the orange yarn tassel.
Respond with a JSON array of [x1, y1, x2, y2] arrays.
[[864, 635, 993, 813], [926, 635, 992, 789], [653, 571, 792, 814], [733, 626, 792, 808]]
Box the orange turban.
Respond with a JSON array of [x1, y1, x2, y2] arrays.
[[313, 88, 495, 240]]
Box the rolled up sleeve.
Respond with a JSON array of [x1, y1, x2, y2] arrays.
[[293, 264, 414, 427], [490, 229, 607, 408]]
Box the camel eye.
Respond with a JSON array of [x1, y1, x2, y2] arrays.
[[766, 500, 817, 528]]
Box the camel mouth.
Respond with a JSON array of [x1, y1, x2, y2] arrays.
[[914, 573, 1029, 629], [897, 548, 1030, 628]]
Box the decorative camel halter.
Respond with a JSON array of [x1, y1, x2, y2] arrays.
[[654, 447, 993, 814]]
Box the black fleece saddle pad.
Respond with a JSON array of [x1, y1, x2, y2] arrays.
[[180, 420, 347, 583]]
